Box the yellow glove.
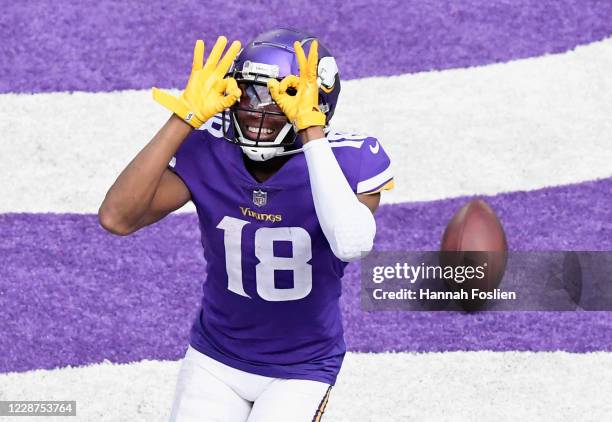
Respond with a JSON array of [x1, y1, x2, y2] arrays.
[[152, 36, 242, 128], [267, 40, 326, 131]]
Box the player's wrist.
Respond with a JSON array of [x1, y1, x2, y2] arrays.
[[169, 112, 195, 128], [300, 125, 326, 145], [182, 111, 205, 128], [167, 114, 196, 137]]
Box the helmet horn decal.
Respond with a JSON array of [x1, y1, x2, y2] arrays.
[[317, 56, 338, 93]]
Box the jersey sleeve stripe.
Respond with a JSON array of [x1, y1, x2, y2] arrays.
[[329, 139, 364, 149], [360, 179, 395, 194], [356, 165, 394, 194]]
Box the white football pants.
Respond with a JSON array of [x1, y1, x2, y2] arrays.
[[169, 346, 332, 422]]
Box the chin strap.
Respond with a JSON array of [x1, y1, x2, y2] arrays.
[[303, 138, 376, 262], [241, 146, 284, 162]]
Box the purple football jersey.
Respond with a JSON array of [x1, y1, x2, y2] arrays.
[[169, 115, 393, 384]]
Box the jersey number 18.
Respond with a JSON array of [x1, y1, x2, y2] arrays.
[[217, 216, 313, 302]]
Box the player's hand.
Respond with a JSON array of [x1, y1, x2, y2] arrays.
[[267, 40, 326, 132], [152, 36, 242, 129]]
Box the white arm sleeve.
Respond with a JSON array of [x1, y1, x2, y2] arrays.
[[303, 137, 376, 262]]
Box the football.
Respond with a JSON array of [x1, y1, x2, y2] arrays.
[[440, 199, 508, 310]]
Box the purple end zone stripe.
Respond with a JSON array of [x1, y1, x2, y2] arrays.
[[1, 0, 612, 93], [1, 177, 612, 372]]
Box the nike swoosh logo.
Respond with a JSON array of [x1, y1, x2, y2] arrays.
[[369, 141, 380, 154]]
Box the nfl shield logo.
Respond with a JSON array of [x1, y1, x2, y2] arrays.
[[252, 189, 267, 207]]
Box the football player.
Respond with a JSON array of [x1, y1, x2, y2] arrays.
[[99, 28, 394, 422]]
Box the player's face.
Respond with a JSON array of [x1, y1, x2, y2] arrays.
[[235, 83, 288, 143]]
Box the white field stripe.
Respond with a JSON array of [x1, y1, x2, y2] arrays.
[[1, 37, 611, 213], [1, 352, 611, 421]]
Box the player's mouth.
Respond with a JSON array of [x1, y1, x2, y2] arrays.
[[242, 124, 280, 142], [247, 126, 274, 135], [235, 106, 288, 143]]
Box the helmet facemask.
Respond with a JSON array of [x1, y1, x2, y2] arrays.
[[222, 62, 300, 162]]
